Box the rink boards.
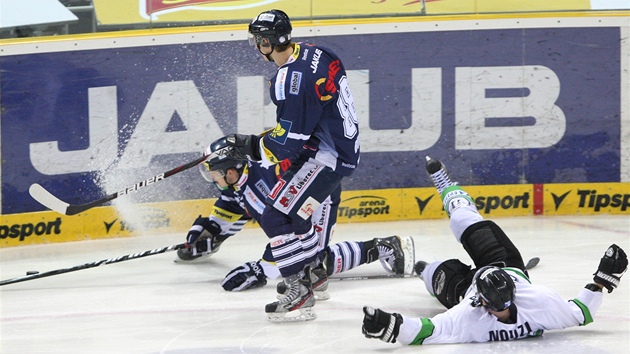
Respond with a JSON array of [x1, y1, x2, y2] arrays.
[[1, 181, 628, 247], [1, 12, 630, 246], [1, 13, 629, 216]]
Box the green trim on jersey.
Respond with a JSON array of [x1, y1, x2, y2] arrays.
[[570, 298, 594, 325], [410, 318, 435, 345], [439, 185, 463, 200], [503, 267, 532, 284]]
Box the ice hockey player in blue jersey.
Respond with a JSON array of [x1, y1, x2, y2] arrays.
[[361, 156, 627, 345], [211, 9, 360, 322], [179, 138, 413, 309]]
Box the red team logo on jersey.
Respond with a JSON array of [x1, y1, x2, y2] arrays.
[[279, 185, 299, 207], [315, 60, 341, 101], [326, 60, 340, 92]]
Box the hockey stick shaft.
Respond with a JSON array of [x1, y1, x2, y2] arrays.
[[30, 154, 209, 215], [0, 243, 186, 286], [329, 274, 409, 281], [330, 257, 541, 281]]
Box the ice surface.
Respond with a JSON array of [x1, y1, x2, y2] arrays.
[[1, 216, 628, 354]]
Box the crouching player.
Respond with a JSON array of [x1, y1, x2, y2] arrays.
[[177, 137, 415, 303]]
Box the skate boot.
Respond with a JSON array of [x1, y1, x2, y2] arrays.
[[425, 156, 455, 194], [277, 263, 330, 301], [266, 269, 316, 322], [425, 156, 474, 216], [175, 237, 221, 262], [371, 236, 415, 275], [414, 261, 428, 280]]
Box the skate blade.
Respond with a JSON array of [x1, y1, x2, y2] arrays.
[[400, 236, 416, 275], [267, 307, 317, 322], [314, 290, 330, 301]]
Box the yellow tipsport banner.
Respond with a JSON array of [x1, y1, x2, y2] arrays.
[[336, 184, 533, 223], [337, 188, 409, 223], [543, 182, 630, 215], [0, 199, 218, 247], [2, 182, 626, 247], [405, 184, 534, 219], [93, 0, 424, 26]]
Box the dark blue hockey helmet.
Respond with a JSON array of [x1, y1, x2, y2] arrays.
[[470, 266, 515, 312], [248, 9, 292, 47], [198, 137, 246, 183]]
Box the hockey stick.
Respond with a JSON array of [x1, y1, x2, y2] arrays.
[[0, 243, 186, 286], [29, 154, 209, 216], [329, 257, 541, 281]]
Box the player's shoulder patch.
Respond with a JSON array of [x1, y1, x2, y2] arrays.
[[269, 119, 292, 145], [289, 71, 302, 95], [275, 67, 289, 101]]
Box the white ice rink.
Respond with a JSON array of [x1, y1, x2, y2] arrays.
[[1, 216, 628, 354]]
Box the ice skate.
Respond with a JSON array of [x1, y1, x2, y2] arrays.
[[277, 263, 330, 301], [425, 156, 456, 194], [425, 156, 474, 216], [373, 236, 416, 275], [266, 270, 316, 322]]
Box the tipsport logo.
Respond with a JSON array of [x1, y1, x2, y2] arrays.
[[338, 196, 390, 219], [415, 192, 530, 215], [475, 193, 530, 214], [552, 189, 630, 212], [0, 218, 62, 242]]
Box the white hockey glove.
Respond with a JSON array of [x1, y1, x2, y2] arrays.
[[221, 261, 267, 291], [593, 244, 627, 293], [361, 306, 403, 344]]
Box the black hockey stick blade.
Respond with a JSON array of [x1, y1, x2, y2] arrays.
[[525, 257, 540, 270], [29, 154, 208, 215], [0, 243, 186, 286]]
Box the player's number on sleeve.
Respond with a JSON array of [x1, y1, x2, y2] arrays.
[[336, 76, 358, 139]]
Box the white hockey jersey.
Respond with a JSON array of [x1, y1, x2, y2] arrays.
[[397, 267, 603, 345]]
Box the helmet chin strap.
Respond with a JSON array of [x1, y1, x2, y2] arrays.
[[257, 44, 275, 62]]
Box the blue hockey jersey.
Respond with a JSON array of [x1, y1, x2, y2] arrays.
[[207, 160, 291, 237], [259, 42, 360, 177]]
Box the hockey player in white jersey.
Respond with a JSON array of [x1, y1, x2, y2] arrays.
[[361, 156, 627, 345]]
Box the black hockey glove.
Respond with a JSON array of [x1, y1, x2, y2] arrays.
[[177, 217, 227, 261], [185, 216, 222, 247], [225, 134, 261, 161], [361, 306, 403, 343], [593, 244, 627, 293], [221, 261, 267, 291]]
